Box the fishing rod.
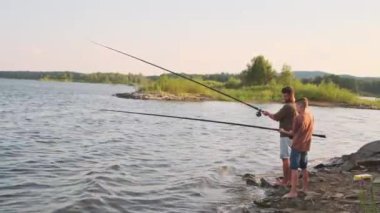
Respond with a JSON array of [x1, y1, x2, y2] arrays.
[[101, 109, 327, 138], [91, 41, 263, 117]]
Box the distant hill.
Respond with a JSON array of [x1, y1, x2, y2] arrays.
[[293, 71, 330, 79], [295, 71, 380, 97], [294, 71, 380, 80]]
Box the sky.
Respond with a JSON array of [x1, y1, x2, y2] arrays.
[[0, 0, 379, 77]]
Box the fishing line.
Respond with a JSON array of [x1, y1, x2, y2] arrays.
[[92, 41, 263, 117]]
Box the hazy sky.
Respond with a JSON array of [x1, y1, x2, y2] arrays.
[[1, 0, 379, 76]]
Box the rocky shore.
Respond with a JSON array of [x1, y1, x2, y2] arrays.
[[115, 91, 213, 102], [115, 92, 379, 110], [241, 140, 380, 212]]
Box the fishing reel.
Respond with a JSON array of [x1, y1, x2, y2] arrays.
[[256, 110, 262, 117]]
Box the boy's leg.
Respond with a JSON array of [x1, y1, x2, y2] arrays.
[[283, 149, 300, 198], [288, 169, 298, 196], [300, 152, 309, 192], [301, 169, 309, 192]]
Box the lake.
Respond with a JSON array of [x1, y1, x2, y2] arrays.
[[1, 79, 379, 212]]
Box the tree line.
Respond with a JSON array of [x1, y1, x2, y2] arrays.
[[0, 56, 379, 97], [0, 71, 148, 85]]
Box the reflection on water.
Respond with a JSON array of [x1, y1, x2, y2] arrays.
[[0, 79, 379, 212]]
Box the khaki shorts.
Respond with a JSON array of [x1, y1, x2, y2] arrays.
[[280, 137, 292, 159]]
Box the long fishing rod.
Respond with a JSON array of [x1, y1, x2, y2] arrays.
[[101, 109, 327, 138], [92, 41, 263, 117]]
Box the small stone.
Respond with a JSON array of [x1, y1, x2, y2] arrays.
[[305, 191, 321, 201], [332, 193, 345, 199], [344, 194, 358, 200], [314, 163, 325, 169], [322, 192, 332, 200], [246, 178, 260, 186], [309, 171, 318, 177], [242, 173, 255, 178]]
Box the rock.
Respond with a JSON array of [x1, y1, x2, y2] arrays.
[[355, 140, 380, 159], [260, 178, 274, 188], [332, 193, 345, 199], [310, 176, 326, 183], [309, 171, 318, 177], [340, 140, 380, 171], [303, 191, 321, 201], [254, 198, 272, 208], [242, 173, 260, 186], [321, 192, 333, 200], [340, 160, 357, 171], [344, 194, 358, 200], [314, 157, 344, 169]]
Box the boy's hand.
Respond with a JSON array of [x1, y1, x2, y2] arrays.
[[279, 128, 286, 134], [262, 111, 270, 116]]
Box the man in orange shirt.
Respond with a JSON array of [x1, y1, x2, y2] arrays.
[[280, 97, 314, 198]]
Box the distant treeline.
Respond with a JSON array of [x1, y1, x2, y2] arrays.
[[0, 71, 148, 85], [1, 65, 379, 97], [302, 75, 380, 97]]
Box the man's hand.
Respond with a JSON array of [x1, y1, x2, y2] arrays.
[[279, 128, 292, 136], [262, 111, 270, 116]]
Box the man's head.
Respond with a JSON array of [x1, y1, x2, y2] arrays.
[[296, 97, 309, 113], [281, 86, 295, 103]]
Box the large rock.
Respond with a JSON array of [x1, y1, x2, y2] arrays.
[[340, 140, 380, 171]]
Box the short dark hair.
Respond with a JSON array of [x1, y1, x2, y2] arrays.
[[296, 97, 309, 108], [281, 86, 294, 96]]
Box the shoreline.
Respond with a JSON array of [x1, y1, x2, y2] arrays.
[[115, 91, 380, 110], [242, 140, 380, 212]]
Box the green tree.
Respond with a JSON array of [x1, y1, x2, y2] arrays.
[[278, 64, 295, 86], [241, 55, 276, 86]]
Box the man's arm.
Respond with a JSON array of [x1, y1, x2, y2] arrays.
[[262, 111, 278, 121], [263, 105, 287, 121]]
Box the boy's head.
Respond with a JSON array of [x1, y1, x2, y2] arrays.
[[281, 86, 295, 103], [296, 97, 309, 113]]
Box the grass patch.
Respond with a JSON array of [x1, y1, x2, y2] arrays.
[[139, 76, 380, 109]]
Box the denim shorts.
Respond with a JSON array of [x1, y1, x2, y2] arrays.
[[290, 148, 308, 170], [280, 137, 292, 159]]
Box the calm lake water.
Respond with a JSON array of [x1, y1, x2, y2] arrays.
[[1, 79, 379, 213]]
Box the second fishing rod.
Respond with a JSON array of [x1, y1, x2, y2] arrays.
[[91, 41, 264, 117]]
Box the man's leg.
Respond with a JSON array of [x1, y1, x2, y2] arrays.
[[279, 137, 292, 185], [283, 149, 300, 198], [282, 158, 290, 185]]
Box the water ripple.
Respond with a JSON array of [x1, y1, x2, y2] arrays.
[[0, 79, 379, 212]]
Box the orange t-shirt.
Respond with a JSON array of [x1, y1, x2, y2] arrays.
[[292, 111, 314, 152]]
